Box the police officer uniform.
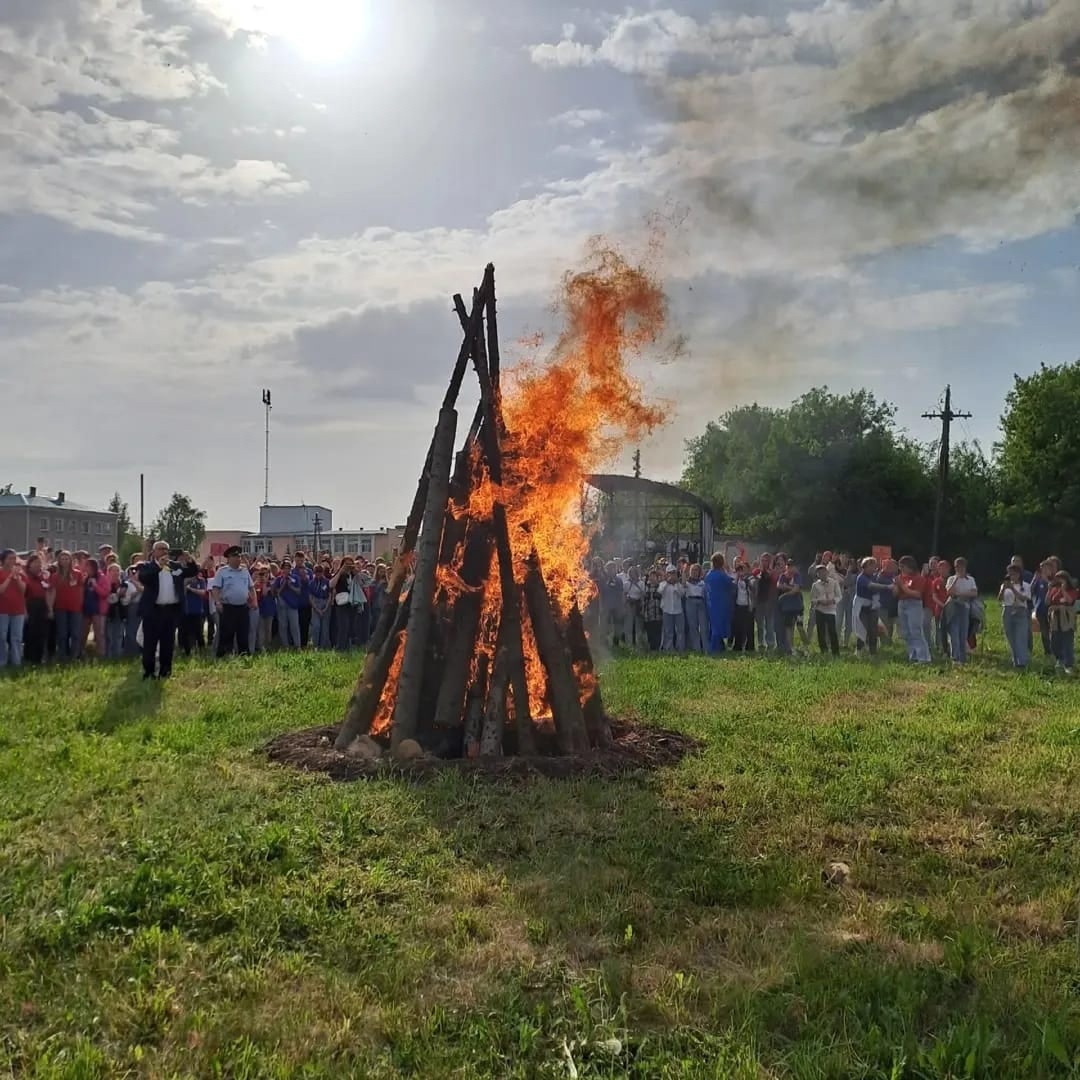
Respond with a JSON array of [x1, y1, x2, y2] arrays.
[[211, 548, 256, 656]]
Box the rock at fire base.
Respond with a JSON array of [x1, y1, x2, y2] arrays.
[[822, 861, 851, 887], [394, 739, 425, 762], [344, 735, 383, 761]]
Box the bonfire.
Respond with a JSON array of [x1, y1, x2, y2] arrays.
[[333, 248, 667, 762]]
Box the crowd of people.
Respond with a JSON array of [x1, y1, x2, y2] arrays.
[[1, 538, 1077, 677], [0, 539, 389, 678], [587, 550, 1079, 673]]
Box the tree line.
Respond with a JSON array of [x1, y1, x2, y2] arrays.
[[680, 360, 1080, 571]]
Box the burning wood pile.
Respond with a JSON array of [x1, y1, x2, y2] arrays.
[[334, 251, 666, 761]]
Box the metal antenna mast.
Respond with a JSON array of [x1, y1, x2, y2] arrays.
[[262, 389, 272, 506], [922, 385, 972, 558]]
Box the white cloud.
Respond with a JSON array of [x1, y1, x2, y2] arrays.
[[529, 1, 1080, 265], [0, 0, 308, 238], [550, 107, 609, 129]]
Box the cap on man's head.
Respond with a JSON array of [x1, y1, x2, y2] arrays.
[[98, 543, 112, 552], [224, 546, 243, 558]]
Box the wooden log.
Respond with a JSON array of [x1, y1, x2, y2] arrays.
[[391, 406, 459, 750], [334, 590, 413, 749], [480, 643, 507, 757], [367, 282, 487, 656], [524, 557, 590, 755], [432, 524, 493, 731], [567, 602, 612, 749], [485, 269, 502, 400], [463, 653, 489, 758], [453, 293, 486, 448], [444, 268, 493, 411], [470, 273, 535, 755]]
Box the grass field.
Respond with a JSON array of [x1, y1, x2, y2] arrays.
[[2, 611, 1079, 1078]]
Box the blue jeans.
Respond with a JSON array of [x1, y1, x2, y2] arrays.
[[105, 620, 125, 659], [1051, 628, 1075, 670], [1002, 606, 1030, 668], [0, 613, 26, 667], [311, 609, 332, 650], [899, 599, 930, 662], [947, 602, 970, 663], [661, 611, 685, 651], [279, 606, 301, 648], [55, 610, 83, 661], [685, 597, 708, 653]]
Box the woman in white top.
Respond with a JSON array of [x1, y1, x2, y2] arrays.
[[945, 556, 978, 663], [998, 562, 1032, 669]]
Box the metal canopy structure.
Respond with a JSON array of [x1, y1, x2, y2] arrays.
[[585, 474, 716, 565]]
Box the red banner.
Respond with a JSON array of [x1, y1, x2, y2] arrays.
[[872, 545, 893, 564]]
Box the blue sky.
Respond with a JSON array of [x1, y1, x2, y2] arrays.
[[1, 0, 1077, 530]]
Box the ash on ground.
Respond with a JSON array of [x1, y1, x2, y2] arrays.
[[263, 718, 701, 782]]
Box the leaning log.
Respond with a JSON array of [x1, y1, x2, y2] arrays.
[[567, 602, 612, 749], [524, 557, 590, 755], [432, 524, 493, 731], [367, 283, 487, 656], [335, 591, 413, 749], [471, 271, 535, 755], [392, 405, 459, 750], [480, 643, 508, 757]]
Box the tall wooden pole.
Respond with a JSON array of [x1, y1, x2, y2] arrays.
[[923, 386, 972, 557]]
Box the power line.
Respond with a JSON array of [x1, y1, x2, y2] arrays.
[[922, 385, 972, 557]]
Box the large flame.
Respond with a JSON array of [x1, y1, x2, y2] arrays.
[[383, 241, 668, 731], [473, 240, 668, 712]]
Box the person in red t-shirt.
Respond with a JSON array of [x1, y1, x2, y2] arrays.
[[22, 554, 51, 665], [894, 555, 931, 663], [48, 550, 85, 661], [1047, 571, 1078, 674], [0, 549, 28, 668]]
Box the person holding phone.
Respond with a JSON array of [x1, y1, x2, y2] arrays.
[[999, 563, 1032, 669], [137, 540, 198, 679]]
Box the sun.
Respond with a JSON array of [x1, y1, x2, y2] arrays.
[[237, 0, 367, 64]]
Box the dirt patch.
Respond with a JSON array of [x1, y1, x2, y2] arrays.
[[263, 717, 702, 782]]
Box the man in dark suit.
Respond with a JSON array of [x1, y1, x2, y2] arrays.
[[138, 541, 198, 679]]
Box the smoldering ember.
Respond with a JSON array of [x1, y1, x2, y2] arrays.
[[267, 254, 696, 777]]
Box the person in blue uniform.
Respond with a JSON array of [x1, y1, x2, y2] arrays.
[[704, 552, 734, 654]]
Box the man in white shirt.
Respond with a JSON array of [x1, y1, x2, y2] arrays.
[[137, 541, 197, 679]]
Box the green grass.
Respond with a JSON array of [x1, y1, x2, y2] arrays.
[[2, 611, 1079, 1078]]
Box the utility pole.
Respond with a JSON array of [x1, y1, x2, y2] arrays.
[[922, 385, 972, 558], [139, 472, 145, 540], [262, 389, 272, 507], [632, 448, 642, 479], [312, 512, 323, 558]]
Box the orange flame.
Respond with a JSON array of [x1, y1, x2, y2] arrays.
[[474, 240, 668, 712], [381, 240, 668, 731]]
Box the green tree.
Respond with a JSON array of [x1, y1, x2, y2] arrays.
[[151, 492, 206, 555], [682, 387, 934, 558], [994, 361, 1080, 565], [108, 492, 133, 539]]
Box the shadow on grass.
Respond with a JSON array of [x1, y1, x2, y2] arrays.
[[398, 765, 1071, 1077], [82, 665, 163, 734]]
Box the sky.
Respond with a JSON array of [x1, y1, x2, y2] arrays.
[[1, 0, 1078, 531]]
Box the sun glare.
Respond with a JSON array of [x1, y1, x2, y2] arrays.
[[240, 0, 367, 64]]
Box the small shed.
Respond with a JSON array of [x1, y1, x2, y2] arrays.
[[584, 474, 716, 566]]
